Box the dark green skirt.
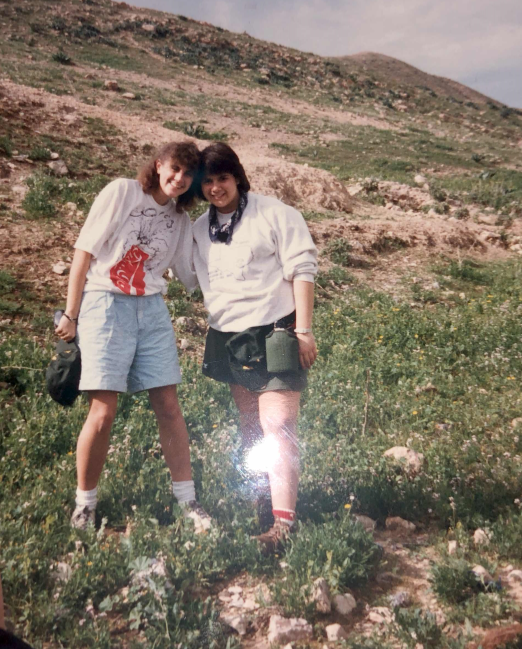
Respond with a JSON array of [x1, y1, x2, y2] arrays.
[[202, 325, 308, 393]]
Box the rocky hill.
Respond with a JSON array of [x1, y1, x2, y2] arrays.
[[2, 2, 522, 649]]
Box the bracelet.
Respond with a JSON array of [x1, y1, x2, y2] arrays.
[[63, 313, 78, 323], [294, 327, 312, 334]]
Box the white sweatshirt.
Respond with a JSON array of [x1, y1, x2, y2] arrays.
[[75, 178, 197, 296], [193, 192, 318, 332]]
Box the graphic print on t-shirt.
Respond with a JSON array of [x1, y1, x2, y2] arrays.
[[109, 207, 174, 295]]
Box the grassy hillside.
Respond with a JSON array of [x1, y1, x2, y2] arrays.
[[1, 1, 522, 648]]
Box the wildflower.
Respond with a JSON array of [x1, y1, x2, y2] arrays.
[[412, 410, 418, 415], [344, 504, 352, 510], [213, 424, 218, 428]]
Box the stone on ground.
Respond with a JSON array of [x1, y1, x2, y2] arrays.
[[448, 540, 458, 555], [52, 261, 68, 275], [332, 593, 356, 616], [384, 446, 424, 473], [311, 577, 331, 613], [47, 160, 69, 176], [326, 623, 348, 641], [104, 79, 120, 91], [219, 612, 248, 636], [354, 514, 376, 532], [385, 516, 416, 532], [472, 565, 494, 584], [473, 528, 490, 546], [508, 570, 522, 583], [267, 615, 313, 644]]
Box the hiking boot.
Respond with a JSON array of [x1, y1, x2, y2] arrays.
[[71, 505, 96, 531], [183, 500, 212, 534], [253, 516, 295, 555]]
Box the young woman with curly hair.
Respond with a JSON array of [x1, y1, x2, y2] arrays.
[[55, 141, 211, 533]]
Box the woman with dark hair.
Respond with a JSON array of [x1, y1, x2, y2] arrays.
[[193, 142, 318, 553], [55, 141, 211, 533]]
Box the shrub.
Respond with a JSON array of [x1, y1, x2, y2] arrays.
[[454, 207, 470, 220], [271, 512, 381, 616], [324, 238, 353, 266], [0, 136, 12, 157], [430, 558, 482, 603], [28, 146, 51, 161], [52, 51, 72, 65], [394, 608, 444, 648], [22, 174, 60, 219], [163, 121, 228, 142]]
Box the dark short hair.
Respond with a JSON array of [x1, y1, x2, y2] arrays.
[[137, 141, 200, 213], [195, 142, 250, 200]]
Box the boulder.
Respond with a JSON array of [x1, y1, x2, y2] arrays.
[[473, 528, 490, 546], [354, 514, 376, 532], [385, 517, 416, 532], [52, 261, 68, 275], [384, 446, 424, 473], [267, 615, 313, 644], [311, 577, 331, 613], [508, 570, 522, 583], [219, 612, 248, 636], [47, 160, 69, 176], [332, 593, 356, 616], [326, 623, 348, 641], [104, 79, 120, 91]]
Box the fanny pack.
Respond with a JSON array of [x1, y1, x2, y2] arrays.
[[225, 312, 300, 388]]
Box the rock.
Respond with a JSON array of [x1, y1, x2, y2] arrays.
[[267, 615, 313, 644], [47, 160, 69, 176], [384, 446, 424, 473], [311, 577, 331, 613], [64, 201, 77, 213], [104, 79, 119, 91], [511, 418, 522, 428], [141, 23, 155, 32], [354, 514, 376, 532], [50, 152, 60, 160], [52, 562, 72, 583], [52, 261, 68, 275], [468, 623, 522, 649], [389, 591, 411, 608], [508, 570, 522, 583], [448, 540, 458, 555], [179, 338, 190, 350], [385, 517, 416, 532], [122, 92, 136, 100], [414, 174, 427, 185], [219, 612, 248, 636], [228, 586, 243, 595], [12, 184, 28, 198], [175, 316, 200, 334], [477, 214, 498, 226], [326, 623, 348, 641], [368, 606, 393, 624], [473, 528, 490, 546], [472, 565, 494, 584], [132, 556, 167, 587], [414, 382, 438, 395], [332, 593, 356, 616]]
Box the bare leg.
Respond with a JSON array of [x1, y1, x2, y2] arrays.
[[259, 390, 301, 512], [230, 384, 262, 452], [77, 391, 118, 491], [148, 385, 192, 482]]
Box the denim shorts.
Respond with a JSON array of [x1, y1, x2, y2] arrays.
[[76, 291, 181, 393]]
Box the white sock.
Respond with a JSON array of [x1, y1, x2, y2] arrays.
[[76, 487, 97, 509], [172, 480, 196, 505]]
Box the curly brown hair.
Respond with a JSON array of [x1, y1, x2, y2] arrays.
[[137, 141, 201, 213], [195, 142, 250, 200]]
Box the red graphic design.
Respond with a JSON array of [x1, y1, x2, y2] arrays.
[[110, 245, 149, 295]]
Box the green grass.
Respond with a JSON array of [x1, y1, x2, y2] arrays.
[[1, 259, 522, 646]]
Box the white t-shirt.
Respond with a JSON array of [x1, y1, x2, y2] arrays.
[[75, 178, 197, 295], [193, 192, 317, 332]]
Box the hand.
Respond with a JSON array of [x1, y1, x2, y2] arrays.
[[55, 315, 76, 342], [296, 332, 317, 369]]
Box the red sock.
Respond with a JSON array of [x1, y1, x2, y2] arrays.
[[273, 509, 296, 527]]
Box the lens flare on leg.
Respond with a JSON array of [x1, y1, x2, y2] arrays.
[[244, 436, 280, 473]]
